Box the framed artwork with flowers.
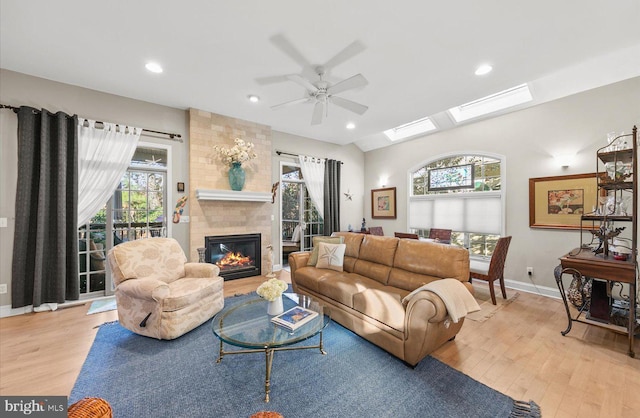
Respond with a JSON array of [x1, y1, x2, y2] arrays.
[[529, 173, 597, 230], [371, 187, 397, 219]]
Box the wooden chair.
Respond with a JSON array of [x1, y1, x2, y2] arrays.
[[394, 232, 419, 239], [368, 226, 384, 236], [428, 228, 452, 244], [469, 236, 512, 305]]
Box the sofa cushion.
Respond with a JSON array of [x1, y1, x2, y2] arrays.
[[389, 240, 470, 291], [317, 273, 387, 308], [307, 236, 345, 266], [291, 266, 336, 293], [331, 232, 365, 273], [315, 242, 346, 272], [352, 235, 399, 285], [353, 287, 408, 332]]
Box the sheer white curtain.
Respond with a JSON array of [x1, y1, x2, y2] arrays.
[[77, 119, 141, 227], [298, 155, 325, 220]]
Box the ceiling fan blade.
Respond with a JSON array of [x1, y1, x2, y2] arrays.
[[271, 97, 309, 110], [323, 40, 366, 70], [286, 74, 318, 93], [326, 74, 368, 95], [329, 96, 368, 115], [311, 101, 324, 125], [269, 34, 311, 69]]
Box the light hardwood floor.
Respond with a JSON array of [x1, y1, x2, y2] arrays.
[[1, 272, 638, 417]]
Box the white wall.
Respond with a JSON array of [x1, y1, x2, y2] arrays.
[[365, 76, 640, 295]]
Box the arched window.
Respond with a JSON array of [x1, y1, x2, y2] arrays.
[[408, 153, 505, 257]]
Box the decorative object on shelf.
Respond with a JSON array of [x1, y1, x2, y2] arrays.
[[213, 138, 258, 191], [271, 182, 279, 203], [228, 162, 246, 191], [528, 173, 597, 230], [197, 247, 206, 263], [360, 218, 366, 231], [610, 237, 632, 261], [371, 187, 397, 219], [172, 195, 188, 223], [256, 278, 288, 315]]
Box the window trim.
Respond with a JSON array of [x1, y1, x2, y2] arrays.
[[406, 151, 507, 256]]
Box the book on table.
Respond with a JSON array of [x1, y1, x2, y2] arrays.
[[271, 306, 319, 331]]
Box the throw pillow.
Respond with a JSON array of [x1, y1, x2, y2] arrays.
[[307, 236, 345, 266], [315, 242, 346, 272]]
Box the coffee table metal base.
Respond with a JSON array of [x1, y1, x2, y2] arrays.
[[216, 331, 326, 402]]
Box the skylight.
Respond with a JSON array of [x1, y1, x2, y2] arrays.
[[448, 83, 533, 123], [384, 117, 437, 141]]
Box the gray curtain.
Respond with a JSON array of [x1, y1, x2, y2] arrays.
[[11, 106, 79, 308], [323, 159, 341, 235]]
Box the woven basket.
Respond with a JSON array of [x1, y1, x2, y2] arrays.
[[68, 397, 113, 418], [250, 412, 284, 418]]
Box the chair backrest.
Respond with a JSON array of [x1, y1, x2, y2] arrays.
[[394, 232, 419, 240], [108, 237, 187, 286], [428, 228, 452, 243], [488, 236, 512, 279], [369, 226, 384, 236]]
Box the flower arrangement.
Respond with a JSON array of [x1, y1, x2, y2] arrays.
[[213, 138, 258, 165], [256, 278, 288, 301]]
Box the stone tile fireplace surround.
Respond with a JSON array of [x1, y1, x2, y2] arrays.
[[188, 109, 272, 276]]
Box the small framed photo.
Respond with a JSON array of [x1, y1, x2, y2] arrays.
[[371, 187, 397, 219], [177, 182, 185, 192]]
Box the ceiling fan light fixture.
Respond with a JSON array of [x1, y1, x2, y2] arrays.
[[475, 64, 493, 76], [145, 62, 163, 74]]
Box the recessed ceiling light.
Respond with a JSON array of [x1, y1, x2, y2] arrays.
[[346, 122, 356, 130], [475, 64, 493, 76], [145, 62, 163, 74], [247, 95, 260, 103]]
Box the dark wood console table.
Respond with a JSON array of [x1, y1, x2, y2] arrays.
[[557, 247, 637, 357]]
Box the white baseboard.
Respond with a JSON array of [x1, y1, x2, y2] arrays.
[[503, 278, 561, 299], [0, 304, 33, 318]]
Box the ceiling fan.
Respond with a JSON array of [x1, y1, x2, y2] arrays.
[[271, 66, 369, 125]]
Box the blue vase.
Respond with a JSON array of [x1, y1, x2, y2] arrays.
[[228, 162, 245, 191]]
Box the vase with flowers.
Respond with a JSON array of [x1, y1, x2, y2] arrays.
[[256, 278, 288, 315], [213, 138, 258, 191]]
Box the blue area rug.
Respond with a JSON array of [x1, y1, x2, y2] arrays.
[[71, 294, 539, 417]]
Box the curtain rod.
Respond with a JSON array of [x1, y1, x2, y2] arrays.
[[1, 103, 183, 143], [276, 150, 343, 164]]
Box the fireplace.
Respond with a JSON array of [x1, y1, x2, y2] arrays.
[[205, 233, 261, 280]]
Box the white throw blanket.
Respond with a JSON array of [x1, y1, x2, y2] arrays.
[[402, 279, 480, 323]]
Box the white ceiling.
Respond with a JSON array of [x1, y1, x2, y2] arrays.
[[1, 1, 639, 151]]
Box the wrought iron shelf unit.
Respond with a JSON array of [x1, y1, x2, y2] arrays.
[[556, 125, 638, 358]]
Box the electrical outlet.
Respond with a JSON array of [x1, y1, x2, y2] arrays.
[[0, 284, 7, 294], [527, 267, 534, 276], [0, 218, 7, 228], [179, 216, 190, 223]]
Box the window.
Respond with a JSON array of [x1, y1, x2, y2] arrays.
[[78, 145, 169, 298], [448, 84, 532, 123], [409, 154, 504, 258]]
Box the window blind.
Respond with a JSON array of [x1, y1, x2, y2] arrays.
[[409, 193, 502, 234]]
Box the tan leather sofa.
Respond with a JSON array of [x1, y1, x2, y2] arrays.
[[289, 232, 471, 366]]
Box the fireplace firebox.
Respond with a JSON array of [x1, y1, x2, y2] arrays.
[[204, 233, 261, 280]]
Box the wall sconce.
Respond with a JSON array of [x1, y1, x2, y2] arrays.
[[379, 176, 388, 187], [555, 154, 575, 168]]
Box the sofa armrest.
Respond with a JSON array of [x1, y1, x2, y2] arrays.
[[403, 290, 449, 324], [184, 262, 220, 278], [117, 278, 170, 302], [288, 251, 311, 276]]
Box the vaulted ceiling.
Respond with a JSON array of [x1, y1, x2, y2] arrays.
[[1, 1, 639, 151]]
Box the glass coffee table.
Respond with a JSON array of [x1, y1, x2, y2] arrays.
[[211, 293, 330, 402]]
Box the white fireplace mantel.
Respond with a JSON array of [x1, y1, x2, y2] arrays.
[[195, 189, 272, 202]]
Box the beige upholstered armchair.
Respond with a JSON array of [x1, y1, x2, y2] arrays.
[[107, 237, 224, 340]]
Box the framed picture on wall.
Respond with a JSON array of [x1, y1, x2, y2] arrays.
[[371, 187, 397, 219], [529, 173, 598, 230]]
